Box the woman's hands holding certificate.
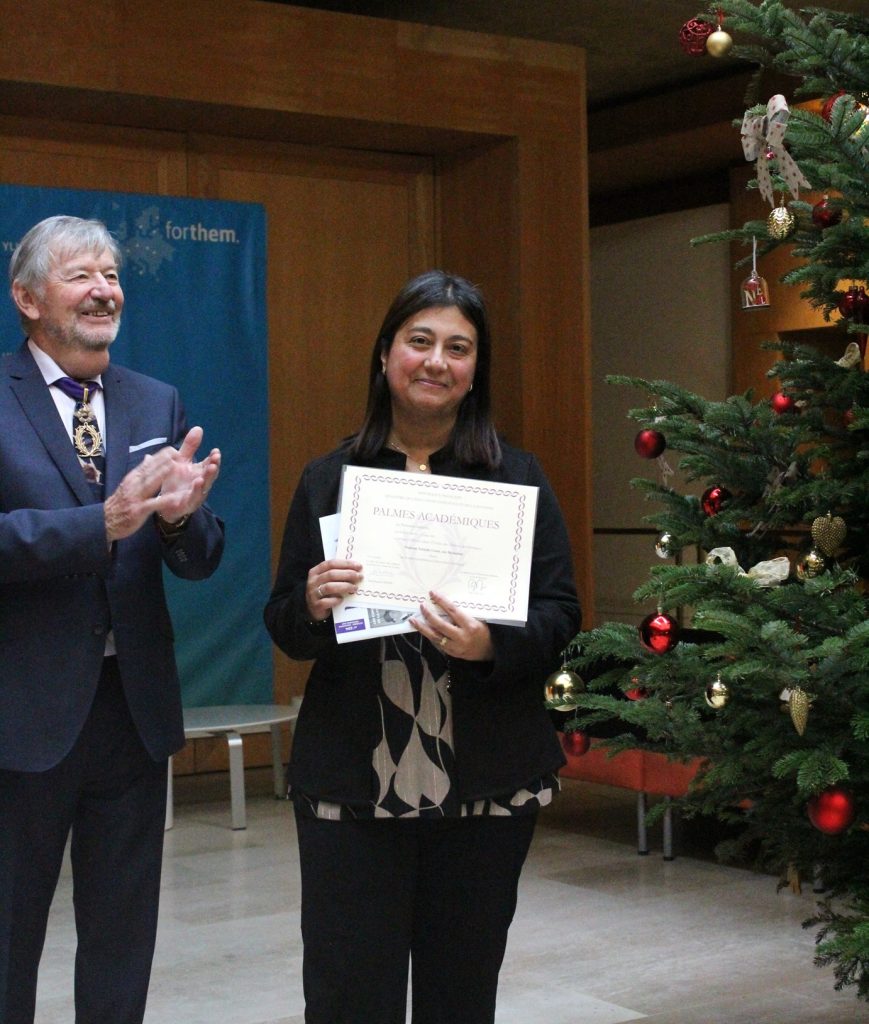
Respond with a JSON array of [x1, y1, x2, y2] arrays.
[[411, 590, 494, 662], [306, 558, 363, 622]]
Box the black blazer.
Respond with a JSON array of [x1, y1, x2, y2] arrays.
[[264, 441, 580, 805]]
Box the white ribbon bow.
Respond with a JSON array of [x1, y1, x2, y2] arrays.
[[741, 94, 811, 208], [705, 547, 790, 587]]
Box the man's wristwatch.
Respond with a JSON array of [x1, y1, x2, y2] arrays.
[[155, 512, 190, 538]]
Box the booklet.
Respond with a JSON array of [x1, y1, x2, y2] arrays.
[[319, 513, 417, 644]]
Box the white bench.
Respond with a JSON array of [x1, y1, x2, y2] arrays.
[[166, 701, 300, 830]]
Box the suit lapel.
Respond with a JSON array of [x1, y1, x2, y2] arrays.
[[6, 344, 96, 506], [102, 364, 132, 496]]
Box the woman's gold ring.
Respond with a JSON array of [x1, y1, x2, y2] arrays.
[[440, 635, 448, 648], [316, 585, 324, 599]]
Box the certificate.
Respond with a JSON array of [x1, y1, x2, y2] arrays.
[[335, 466, 538, 625]]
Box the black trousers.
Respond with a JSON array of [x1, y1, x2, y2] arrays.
[[294, 808, 537, 1024], [0, 657, 168, 1024]]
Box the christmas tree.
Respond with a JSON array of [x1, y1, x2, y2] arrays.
[[554, 0, 869, 1000]]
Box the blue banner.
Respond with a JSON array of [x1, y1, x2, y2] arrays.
[[0, 184, 271, 706]]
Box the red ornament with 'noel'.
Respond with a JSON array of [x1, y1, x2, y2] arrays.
[[838, 286, 869, 323], [807, 786, 857, 836], [638, 611, 680, 654], [838, 286, 869, 358]]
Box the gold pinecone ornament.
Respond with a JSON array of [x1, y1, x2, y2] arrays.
[[768, 200, 795, 240], [788, 687, 811, 736]]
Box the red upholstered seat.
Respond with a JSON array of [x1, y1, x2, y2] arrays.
[[558, 739, 704, 858], [559, 739, 701, 796], [559, 740, 645, 788]]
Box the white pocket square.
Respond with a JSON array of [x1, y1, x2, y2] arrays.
[[129, 437, 168, 453]]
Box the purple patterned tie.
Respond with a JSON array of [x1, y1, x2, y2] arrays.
[[53, 376, 105, 493]]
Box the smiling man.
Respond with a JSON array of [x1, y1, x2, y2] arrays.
[[0, 215, 225, 1023]]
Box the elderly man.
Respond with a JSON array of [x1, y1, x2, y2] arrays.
[[0, 215, 225, 1023]]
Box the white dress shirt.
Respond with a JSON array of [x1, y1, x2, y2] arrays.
[[27, 338, 115, 656]]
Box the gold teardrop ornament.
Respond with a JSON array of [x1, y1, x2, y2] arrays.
[[788, 687, 810, 736]]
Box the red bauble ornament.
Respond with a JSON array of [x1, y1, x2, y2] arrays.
[[807, 786, 857, 836], [821, 90, 847, 122], [638, 611, 680, 654], [634, 428, 666, 459], [624, 676, 648, 700], [811, 197, 842, 229], [560, 730, 590, 757], [701, 485, 731, 516], [770, 392, 796, 415], [844, 407, 855, 426], [679, 18, 713, 56]]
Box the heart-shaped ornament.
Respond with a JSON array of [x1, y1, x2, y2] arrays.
[[811, 513, 846, 557]]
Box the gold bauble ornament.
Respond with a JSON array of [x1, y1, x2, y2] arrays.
[[811, 512, 846, 558], [788, 687, 811, 736], [796, 548, 827, 580], [705, 28, 733, 57], [767, 202, 795, 240], [705, 674, 729, 709], [544, 669, 585, 710]]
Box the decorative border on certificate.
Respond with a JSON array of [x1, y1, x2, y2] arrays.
[[336, 466, 538, 624]]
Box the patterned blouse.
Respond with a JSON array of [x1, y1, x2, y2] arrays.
[[296, 632, 558, 820]]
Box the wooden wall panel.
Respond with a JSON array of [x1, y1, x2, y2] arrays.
[[437, 137, 594, 623], [515, 134, 594, 622], [0, 116, 187, 195], [437, 141, 522, 443], [0, 2, 586, 141]]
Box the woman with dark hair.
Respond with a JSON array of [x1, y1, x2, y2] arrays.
[[264, 270, 580, 1024]]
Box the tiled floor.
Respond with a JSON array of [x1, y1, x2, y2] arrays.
[[34, 775, 865, 1022]]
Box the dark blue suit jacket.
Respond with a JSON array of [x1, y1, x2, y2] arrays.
[[0, 342, 225, 772]]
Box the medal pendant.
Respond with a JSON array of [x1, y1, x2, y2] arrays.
[[74, 422, 103, 458], [74, 403, 93, 423]]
